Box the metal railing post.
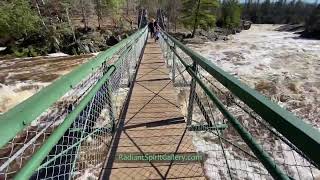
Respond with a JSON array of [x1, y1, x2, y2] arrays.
[[103, 64, 115, 132], [106, 83, 115, 132], [166, 44, 169, 67], [126, 49, 132, 86], [166, 40, 171, 68], [187, 61, 198, 126], [162, 36, 167, 58], [171, 44, 176, 84], [161, 36, 166, 55]]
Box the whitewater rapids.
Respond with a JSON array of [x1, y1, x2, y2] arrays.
[[187, 24, 320, 179], [191, 24, 320, 128]]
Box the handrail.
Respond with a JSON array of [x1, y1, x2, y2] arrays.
[[160, 30, 320, 169], [161, 35, 290, 179], [14, 64, 117, 180], [0, 27, 148, 149], [10, 27, 148, 179]]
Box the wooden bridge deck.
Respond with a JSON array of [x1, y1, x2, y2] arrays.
[[102, 39, 205, 179]]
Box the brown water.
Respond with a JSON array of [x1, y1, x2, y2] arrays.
[[0, 54, 94, 113], [190, 24, 320, 129], [187, 24, 320, 179]]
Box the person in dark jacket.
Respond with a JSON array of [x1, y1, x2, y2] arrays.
[[154, 20, 158, 29], [148, 19, 155, 38]]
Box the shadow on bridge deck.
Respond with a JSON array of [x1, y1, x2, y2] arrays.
[[101, 39, 206, 179]]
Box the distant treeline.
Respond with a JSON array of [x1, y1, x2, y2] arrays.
[[240, 0, 320, 38], [241, 0, 318, 24], [0, 0, 319, 58], [141, 0, 319, 38]]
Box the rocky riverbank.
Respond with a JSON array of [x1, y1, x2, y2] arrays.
[[276, 23, 320, 40], [0, 27, 135, 58], [170, 20, 252, 44]]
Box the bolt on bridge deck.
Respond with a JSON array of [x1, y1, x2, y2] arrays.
[[102, 39, 205, 179]]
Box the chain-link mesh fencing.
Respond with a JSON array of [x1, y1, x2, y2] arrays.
[[159, 32, 320, 180], [0, 28, 147, 180]]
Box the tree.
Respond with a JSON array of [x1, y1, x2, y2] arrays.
[[0, 0, 41, 40], [241, 0, 316, 24], [80, 0, 93, 31], [220, 0, 241, 29], [162, 0, 182, 32], [138, 0, 159, 17], [95, 0, 103, 29], [105, 0, 125, 27], [181, 0, 219, 37], [303, 5, 320, 38]]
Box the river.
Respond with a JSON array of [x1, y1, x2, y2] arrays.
[[188, 24, 320, 179], [0, 54, 94, 113], [190, 24, 320, 129]]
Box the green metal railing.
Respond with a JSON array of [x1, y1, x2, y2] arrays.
[[159, 30, 320, 179], [0, 26, 148, 179]]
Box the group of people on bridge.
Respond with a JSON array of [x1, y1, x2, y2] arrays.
[[148, 18, 160, 42]]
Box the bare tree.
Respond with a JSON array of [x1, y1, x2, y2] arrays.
[[95, 0, 103, 29], [34, 0, 48, 29]]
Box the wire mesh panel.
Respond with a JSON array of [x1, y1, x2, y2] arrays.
[[0, 28, 147, 180], [159, 32, 320, 180], [0, 65, 105, 179], [195, 70, 320, 180]]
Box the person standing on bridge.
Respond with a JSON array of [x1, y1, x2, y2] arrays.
[[148, 18, 155, 38], [154, 19, 158, 30], [154, 25, 160, 42]]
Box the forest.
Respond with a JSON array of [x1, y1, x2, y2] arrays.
[[0, 0, 319, 57]]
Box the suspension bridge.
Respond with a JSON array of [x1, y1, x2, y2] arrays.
[[0, 14, 320, 180]]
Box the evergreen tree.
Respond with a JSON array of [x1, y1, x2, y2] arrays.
[[0, 0, 40, 40], [181, 0, 219, 37], [165, 0, 182, 32], [105, 0, 125, 27], [221, 0, 241, 29], [241, 0, 316, 24], [304, 5, 320, 38]]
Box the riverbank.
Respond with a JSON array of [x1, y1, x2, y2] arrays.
[[275, 23, 320, 40], [0, 27, 135, 58], [169, 20, 252, 44]]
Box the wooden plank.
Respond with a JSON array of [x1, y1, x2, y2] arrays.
[[105, 39, 205, 179], [109, 164, 205, 179]]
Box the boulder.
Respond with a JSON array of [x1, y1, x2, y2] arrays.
[[106, 36, 120, 46], [276, 24, 305, 32], [169, 32, 192, 41], [241, 20, 252, 30], [183, 37, 207, 44]]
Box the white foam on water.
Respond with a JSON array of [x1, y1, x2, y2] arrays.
[[46, 52, 69, 57], [190, 24, 320, 126], [91, 52, 101, 56], [189, 24, 320, 179], [0, 82, 50, 114]]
